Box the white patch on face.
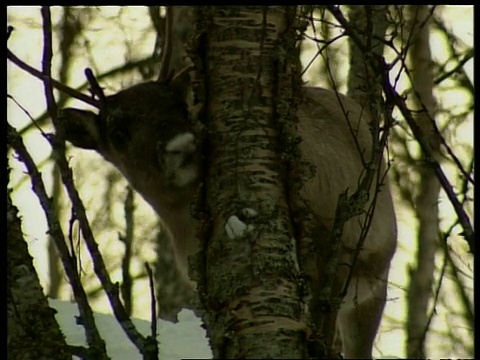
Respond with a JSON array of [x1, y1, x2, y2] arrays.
[[171, 164, 198, 188], [163, 132, 198, 188], [166, 132, 195, 153]]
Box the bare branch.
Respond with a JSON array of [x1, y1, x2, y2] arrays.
[[327, 5, 474, 255], [434, 49, 474, 86], [412, 233, 449, 358], [7, 123, 108, 359], [7, 48, 100, 108], [85, 67, 107, 104], [41, 7, 57, 119], [119, 187, 135, 316], [16, 56, 156, 137], [445, 239, 474, 329], [432, 13, 474, 93], [382, 68, 475, 255], [14, 11, 156, 353], [49, 131, 152, 354], [7, 94, 48, 138], [145, 262, 159, 354]]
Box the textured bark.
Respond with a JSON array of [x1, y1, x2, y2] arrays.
[[195, 6, 308, 358], [347, 5, 388, 110], [170, 6, 195, 73], [7, 173, 69, 359], [406, 5, 440, 359]]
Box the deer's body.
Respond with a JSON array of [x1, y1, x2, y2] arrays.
[[59, 80, 396, 358]]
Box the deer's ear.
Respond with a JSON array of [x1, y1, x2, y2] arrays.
[[57, 108, 102, 150]]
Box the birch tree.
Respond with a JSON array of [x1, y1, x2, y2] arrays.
[[191, 6, 311, 358], [7, 6, 473, 359]]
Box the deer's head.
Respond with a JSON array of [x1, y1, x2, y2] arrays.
[[57, 74, 202, 210]]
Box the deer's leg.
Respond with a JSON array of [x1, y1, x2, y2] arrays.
[[336, 272, 389, 359]]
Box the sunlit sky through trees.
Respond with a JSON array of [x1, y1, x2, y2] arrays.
[[7, 6, 473, 359]]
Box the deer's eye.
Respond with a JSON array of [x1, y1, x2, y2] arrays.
[[110, 128, 129, 149]]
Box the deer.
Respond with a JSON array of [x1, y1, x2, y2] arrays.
[[56, 7, 397, 359]]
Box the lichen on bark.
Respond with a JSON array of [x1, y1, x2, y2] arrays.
[[194, 6, 309, 358]]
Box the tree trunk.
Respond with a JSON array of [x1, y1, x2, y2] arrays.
[[7, 167, 69, 359], [406, 5, 440, 359], [347, 5, 388, 109], [193, 6, 309, 358]]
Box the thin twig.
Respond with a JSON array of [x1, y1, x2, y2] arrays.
[[7, 48, 100, 108], [327, 5, 475, 255], [41, 6, 57, 119], [299, 33, 346, 78], [144, 263, 159, 360], [383, 79, 475, 254], [432, 13, 474, 93], [433, 49, 474, 86], [68, 208, 83, 278], [50, 128, 150, 353], [397, 54, 474, 187], [413, 230, 448, 358], [38, 7, 154, 356], [145, 263, 158, 346], [119, 187, 135, 316], [7, 123, 108, 359], [445, 236, 474, 329], [85, 67, 107, 104], [16, 55, 156, 137], [7, 94, 48, 138], [40, 7, 109, 358]]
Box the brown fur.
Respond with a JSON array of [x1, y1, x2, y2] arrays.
[[58, 81, 396, 358]]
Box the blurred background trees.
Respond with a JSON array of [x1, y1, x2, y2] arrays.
[[7, 6, 473, 358]]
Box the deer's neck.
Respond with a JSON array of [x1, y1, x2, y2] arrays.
[[149, 195, 199, 277]]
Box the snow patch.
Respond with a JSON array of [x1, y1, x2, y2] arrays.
[[225, 215, 254, 239], [49, 299, 212, 360], [241, 207, 257, 218]]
